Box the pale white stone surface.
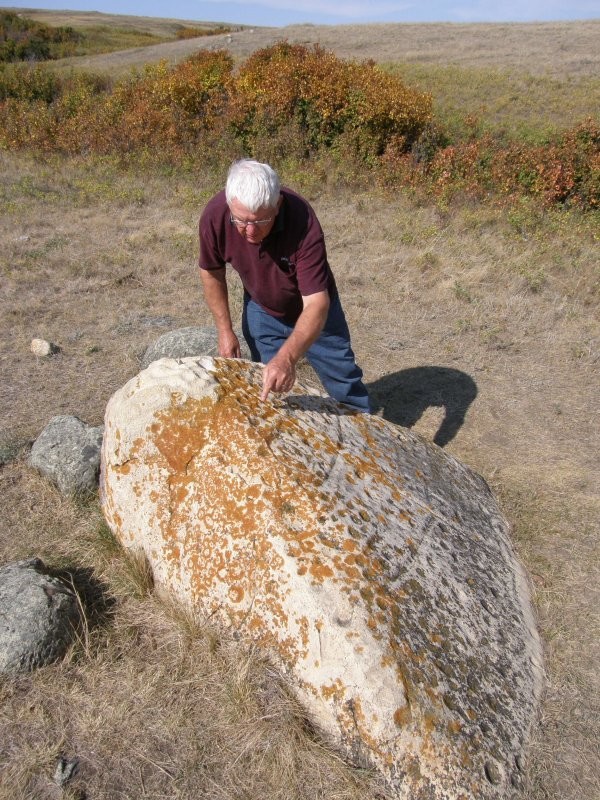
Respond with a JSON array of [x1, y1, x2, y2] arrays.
[[101, 356, 543, 799], [30, 338, 57, 357]]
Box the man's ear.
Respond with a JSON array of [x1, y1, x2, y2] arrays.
[[276, 194, 283, 212]]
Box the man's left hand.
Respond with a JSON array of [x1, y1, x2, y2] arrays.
[[260, 353, 296, 401]]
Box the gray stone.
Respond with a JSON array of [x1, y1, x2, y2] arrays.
[[101, 357, 544, 800], [141, 326, 251, 369], [29, 415, 104, 494], [0, 559, 80, 674], [53, 756, 80, 786]]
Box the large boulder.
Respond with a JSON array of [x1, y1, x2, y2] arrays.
[[0, 559, 80, 674], [100, 357, 543, 799], [29, 415, 104, 494]]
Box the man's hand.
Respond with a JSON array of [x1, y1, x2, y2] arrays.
[[261, 352, 296, 401], [259, 291, 329, 403], [218, 329, 241, 358], [199, 267, 242, 358]]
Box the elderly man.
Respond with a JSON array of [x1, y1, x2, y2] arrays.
[[198, 159, 370, 412]]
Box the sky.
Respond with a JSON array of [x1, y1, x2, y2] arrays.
[[4, 0, 600, 27]]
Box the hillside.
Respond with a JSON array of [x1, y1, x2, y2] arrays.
[[5, 9, 600, 77]]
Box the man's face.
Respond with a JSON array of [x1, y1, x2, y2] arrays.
[[228, 196, 280, 245]]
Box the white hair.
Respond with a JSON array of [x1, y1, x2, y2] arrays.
[[225, 160, 281, 212]]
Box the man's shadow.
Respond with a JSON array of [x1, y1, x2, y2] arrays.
[[367, 367, 478, 447]]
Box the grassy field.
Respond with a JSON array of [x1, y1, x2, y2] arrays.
[[388, 61, 600, 141], [1, 7, 236, 59], [15, 12, 600, 143], [44, 16, 600, 85], [2, 7, 238, 37], [0, 11, 598, 800]]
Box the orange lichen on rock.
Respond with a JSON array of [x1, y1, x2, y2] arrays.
[[321, 677, 347, 701], [394, 706, 412, 727], [100, 356, 544, 800]]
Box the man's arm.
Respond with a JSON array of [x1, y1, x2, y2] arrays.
[[199, 267, 241, 358], [261, 291, 330, 401]]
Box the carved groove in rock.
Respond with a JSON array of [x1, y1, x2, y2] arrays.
[[100, 357, 543, 800]]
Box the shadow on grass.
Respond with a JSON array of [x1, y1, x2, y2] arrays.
[[52, 565, 116, 630], [367, 366, 478, 447]]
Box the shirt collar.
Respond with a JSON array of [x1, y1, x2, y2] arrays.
[[272, 194, 286, 235]]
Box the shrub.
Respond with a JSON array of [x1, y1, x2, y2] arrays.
[[410, 122, 450, 165], [228, 42, 432, 160], [553, 119, 600, 209], [176, 25, 232, 40], [87, 52, 233, 154], [0, 52, 234, 156], [0, 62, 60, 102], [0, 41, 596, 212], [379, 119, 599, 210], [0, 11, 81, 62]]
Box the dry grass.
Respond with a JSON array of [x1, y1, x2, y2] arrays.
[[1, 151, 598, 800], [40, 17, 600, 80], [387, 61, 600, 140], [0, 15, 599, 800], [2, 7, 236, 37]]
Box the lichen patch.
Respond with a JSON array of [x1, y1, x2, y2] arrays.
[[100, 356, 544, 800]]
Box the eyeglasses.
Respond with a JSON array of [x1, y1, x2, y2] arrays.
[[230, 213, 274, 229]]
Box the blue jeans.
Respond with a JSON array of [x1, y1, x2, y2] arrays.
[[242, 293, 371, 412]]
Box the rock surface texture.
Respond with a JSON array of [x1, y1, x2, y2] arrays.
[[141, 325, 251, 369], [30, 337, 60, 357], [0, 559, 80, 674], [29, 415, 104, 494], [101, 357, 543, 800]]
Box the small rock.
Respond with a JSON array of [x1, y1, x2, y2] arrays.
[[0, 559, 80, 675], [141, 325, 250, 369], [31, 338, 60, 357], [54, 756, 79, 786], [29, 415, 103, 495]]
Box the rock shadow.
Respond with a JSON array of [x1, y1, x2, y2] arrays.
[[51, 565, 116, 630], [367, 366, 478, 447]]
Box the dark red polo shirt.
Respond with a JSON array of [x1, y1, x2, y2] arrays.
[[199, 187, 337, 324]]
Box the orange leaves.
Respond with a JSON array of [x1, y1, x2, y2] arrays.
[[0, 43, 597, 210], [0, 42, 432, 160], [229, 42, 432, 154], [380, 120, 600, 209]]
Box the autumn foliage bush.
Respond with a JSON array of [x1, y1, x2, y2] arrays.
[[381, 118, 600, 209], [0, 10, 81, 62], [0, 41, 597, 209], [175, 25, 232, 39], [229, 42, 432, 160], [0, 43, 432, 157]]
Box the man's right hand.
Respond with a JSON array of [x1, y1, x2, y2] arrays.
[[199, 268, 241, 358], [217, 329, 241, 358]]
